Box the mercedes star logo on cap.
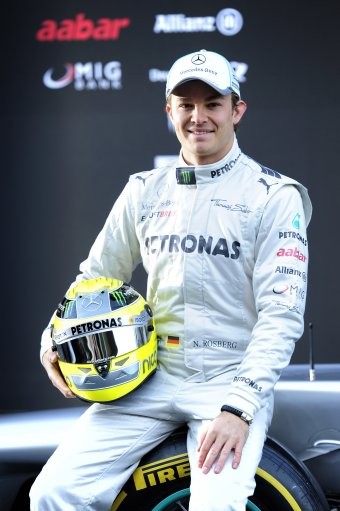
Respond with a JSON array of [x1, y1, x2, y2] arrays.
[[191, 53, 206, 65]]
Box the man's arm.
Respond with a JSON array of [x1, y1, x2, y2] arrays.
[[197, 183, 311, 474]]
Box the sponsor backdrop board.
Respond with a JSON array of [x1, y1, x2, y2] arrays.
[[3, 1, 340, 409]]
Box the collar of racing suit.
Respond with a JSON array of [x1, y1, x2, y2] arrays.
[[176, 136, 242, 185]]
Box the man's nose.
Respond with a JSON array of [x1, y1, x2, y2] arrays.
[[191, 105, 207, 123]]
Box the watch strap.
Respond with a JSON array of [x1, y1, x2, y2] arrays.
[[220, 405, 253, 425]]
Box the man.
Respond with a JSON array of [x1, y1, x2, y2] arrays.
[[30, 49, 312, 510]]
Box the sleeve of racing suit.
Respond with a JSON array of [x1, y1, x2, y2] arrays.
[[40, 178, 141, 362], [40, 318, 55, 362], [77, 179, 142, 282], [224, 183, 311, 419]]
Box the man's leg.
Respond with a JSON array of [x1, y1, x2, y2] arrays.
[[30, 370, 182, 511]]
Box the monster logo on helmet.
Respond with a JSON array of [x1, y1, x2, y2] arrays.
[[51, 277, 157, 403]]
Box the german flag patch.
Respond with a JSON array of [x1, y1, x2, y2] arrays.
[[166, 336, 180, 348]]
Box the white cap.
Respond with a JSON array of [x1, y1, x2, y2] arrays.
[[166, 49, 240, 99]]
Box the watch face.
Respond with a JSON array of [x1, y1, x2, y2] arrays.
[[241, 412, 253, 424]]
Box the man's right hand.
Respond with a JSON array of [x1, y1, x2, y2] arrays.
[[42, 349, 76, 398]]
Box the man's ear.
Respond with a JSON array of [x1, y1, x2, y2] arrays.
[[166, 102, 172, 117], [166, 103, 174, 126], [233, 100, 247, 124]]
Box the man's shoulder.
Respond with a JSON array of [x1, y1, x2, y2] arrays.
[[242, 154, 299, 185], [129, 169, 156, 186], [129, 163, 176, 187], [241, 155, 312, 225]]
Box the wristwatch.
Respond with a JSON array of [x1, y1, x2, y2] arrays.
[[220, 405, 253, 425]]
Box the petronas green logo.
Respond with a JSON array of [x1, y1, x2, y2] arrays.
[[112, 291, 126, 306]]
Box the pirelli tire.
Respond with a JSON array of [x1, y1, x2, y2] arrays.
[[111, 428, 329, 511]]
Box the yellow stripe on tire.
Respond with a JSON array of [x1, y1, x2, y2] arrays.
[[110, 491, 127, 511], [256, 467, 301, 510]]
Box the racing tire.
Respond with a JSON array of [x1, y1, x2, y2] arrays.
[[111, 428, 330, 511]]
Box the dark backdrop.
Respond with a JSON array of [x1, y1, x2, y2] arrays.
[[3, 0, 340, 410]]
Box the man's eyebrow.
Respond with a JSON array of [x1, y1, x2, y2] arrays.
[[206, 93, 223, 100]]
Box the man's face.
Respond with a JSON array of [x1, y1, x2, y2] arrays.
[[166, 80, 246, 166]]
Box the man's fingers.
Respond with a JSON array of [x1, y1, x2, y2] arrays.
[[54, 378, 76, 398], [48, 351, 58, 364], [200, 440, 243, 474], [213, 441, 243, 473], [43, 349, 76, 398], [232, 446, 242, 470], [198, 438, 227, 474], [50, 370, 76, 399], [197, 426, 209, 453]]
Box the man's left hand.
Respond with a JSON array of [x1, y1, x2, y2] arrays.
[[197, 412, 249, 474]]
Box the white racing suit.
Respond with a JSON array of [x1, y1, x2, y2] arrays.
[[31, 137, 312, 511]]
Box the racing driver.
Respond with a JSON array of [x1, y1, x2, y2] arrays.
[[30, 49, 312, 511]]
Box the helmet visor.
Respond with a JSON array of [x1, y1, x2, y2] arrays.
[[56, 325, 149, 364]]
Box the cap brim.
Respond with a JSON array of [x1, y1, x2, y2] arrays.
[[168, 77, 235, 98]]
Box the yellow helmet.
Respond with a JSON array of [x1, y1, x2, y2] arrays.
[[51, 277, 157, 403]]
